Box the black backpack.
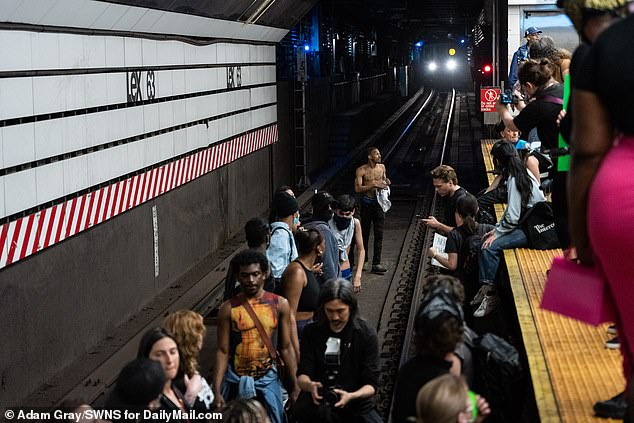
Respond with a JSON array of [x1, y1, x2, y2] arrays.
[[473, 333, 524, 422], [460, 231, 485, 279]]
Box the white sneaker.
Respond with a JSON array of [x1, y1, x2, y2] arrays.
[[473, 294, 500, 317], [470, 285, 493, 306]]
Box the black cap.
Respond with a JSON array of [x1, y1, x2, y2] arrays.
[[272, 191, 298, 218], [312, 191, 335, 212]]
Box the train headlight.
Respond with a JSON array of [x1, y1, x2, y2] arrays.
[[428, 62, 438, 72], [446, 59, 457, 71]]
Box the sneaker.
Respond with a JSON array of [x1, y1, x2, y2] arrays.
[[470, 285, 493, 306], [607, 324, 617, 335], [594, 392, 626, 419], [473, 294, 500, 317], [371, 264, 388, 274], [606, 336, 620, 349]]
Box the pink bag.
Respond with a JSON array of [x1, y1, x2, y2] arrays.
[[540, 256, 616, 326]]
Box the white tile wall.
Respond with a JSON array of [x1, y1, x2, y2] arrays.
[[115, 7, 147, 34], [83, 35, 107, 69], [34, 119, 63, 160], [0, 77, 34, 120], [174, 130, 187, 156], [58, 33, 84, 68], [0, 30, 32, 72], [105, 72, 126, 105], [158, 132, 174, 159], [107, 109, 129, 142], [3, 123, 35, 168], [31, 32, 60, 70], [5, 168, 36, 216], [85, 112, 108, 148], [33, 76, 65, 115], [126, 106, 144, 137], [145, 135, 162, 166], [217, 43, 227, 64], [156, 69, 173, 98], [185, 126, 199, 151], [172, 98, 187, 125], [85, 74, 108, 109], [159, 102, 174, 129], [157, 40, 185, 66], [124, 37, 143, 68], [62, 115, 88, 153], [141, 39, 157, 67], [105, 36, 125, 68], [127, 140, 145, 171], [36, 161, 64, 204], [87, 147, 110, 186], [64, 75, 87, 111], [143, 104, 160, 134], [107, 144, 129, 180]]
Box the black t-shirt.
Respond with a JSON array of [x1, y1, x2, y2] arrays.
[[298, 319, 379, 413], [391, 354, 453, 423], [442, 187, 467, 228], [445, 223, 495, 276], [576, 14, 634, 135], [513, 83, 564, 150]]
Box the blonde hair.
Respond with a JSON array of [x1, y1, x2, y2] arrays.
[[416, 374, 469, 423], [162, 310, 206, 377]]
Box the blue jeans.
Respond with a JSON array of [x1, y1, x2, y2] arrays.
[[479, 228, 528, 284]]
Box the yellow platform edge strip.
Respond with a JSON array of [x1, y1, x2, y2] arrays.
[[482, 140, 561, 421]]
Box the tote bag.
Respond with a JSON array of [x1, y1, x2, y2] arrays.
[[541, 256, 616, 326]]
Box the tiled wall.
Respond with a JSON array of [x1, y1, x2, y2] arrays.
[[0, 30, 278, 220]]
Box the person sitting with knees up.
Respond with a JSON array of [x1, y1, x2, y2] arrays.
[[415, 374, 491, 423], [329, 194, 365, 292], [281, 228, 323, 358], [471, 142, 545, 318], [162, 310, 214, 411], [429, 193, 494, 304], [392, 283, 465, 423]]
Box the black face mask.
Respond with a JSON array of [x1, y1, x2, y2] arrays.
[[333, 214, 353, 231]]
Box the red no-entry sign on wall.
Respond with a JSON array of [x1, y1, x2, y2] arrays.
[[480, 87, 500, 112]]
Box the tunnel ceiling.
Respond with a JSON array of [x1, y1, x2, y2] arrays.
[[97, 0, 320, 29], [331, 0, 485, 40]]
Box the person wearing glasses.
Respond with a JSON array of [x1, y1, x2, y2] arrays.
[[329, 194, 366, 293]]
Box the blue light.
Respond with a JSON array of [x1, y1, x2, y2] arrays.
[[415, 41, 423, 47], [303, 44, 310, 51], [460, 39, 465, 44]]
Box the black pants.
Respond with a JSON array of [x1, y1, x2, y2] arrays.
[[551, 170, 570, 249], [360, 198, 385, 265]]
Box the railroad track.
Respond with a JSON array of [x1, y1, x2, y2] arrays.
[[30, 88, 484, 415]]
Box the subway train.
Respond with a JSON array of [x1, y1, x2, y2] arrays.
[[415, 38, 473, 90]]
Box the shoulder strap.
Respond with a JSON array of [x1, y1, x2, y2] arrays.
[[239, 294, 280, 362], [271, 226, 294, 261], [541, 94, 563, 105]]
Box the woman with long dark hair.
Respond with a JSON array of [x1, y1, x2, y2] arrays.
[[471, 142, 545, 317]]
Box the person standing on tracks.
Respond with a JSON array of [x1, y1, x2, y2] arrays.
[[212, 250, 299, 423], [355, 147, 390, 274], [267, 191, 300, 290], [292, 278, 381, 423], [422, 165, 467, 234], [329, 194, 365, 292], [301, 191, 341, 283]]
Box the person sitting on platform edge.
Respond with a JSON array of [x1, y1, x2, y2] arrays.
[[329, 194, 365, 292], [212, 250, 299, 423], [267, 191, 300, 289], [471, 142, 546, 318], [422, 165, 468, 234], [301, 191, 341, 284], [355, 147, 390, 274], [292, 278, 381, 423]]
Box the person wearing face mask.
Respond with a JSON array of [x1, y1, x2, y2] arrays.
[[328, 195, 365, 293], [301, 191, 341, 284], [267, 191, 301, 289]]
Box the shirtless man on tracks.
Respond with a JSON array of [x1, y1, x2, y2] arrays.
[[355, 147, 390, 274]]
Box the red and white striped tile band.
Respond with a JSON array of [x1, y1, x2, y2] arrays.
[[0, 123, 278, 270]]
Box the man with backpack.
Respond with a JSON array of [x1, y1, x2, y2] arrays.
[[267, 191, 300, 287]]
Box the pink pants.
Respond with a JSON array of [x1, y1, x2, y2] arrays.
[[588, 135, 634, 386]]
